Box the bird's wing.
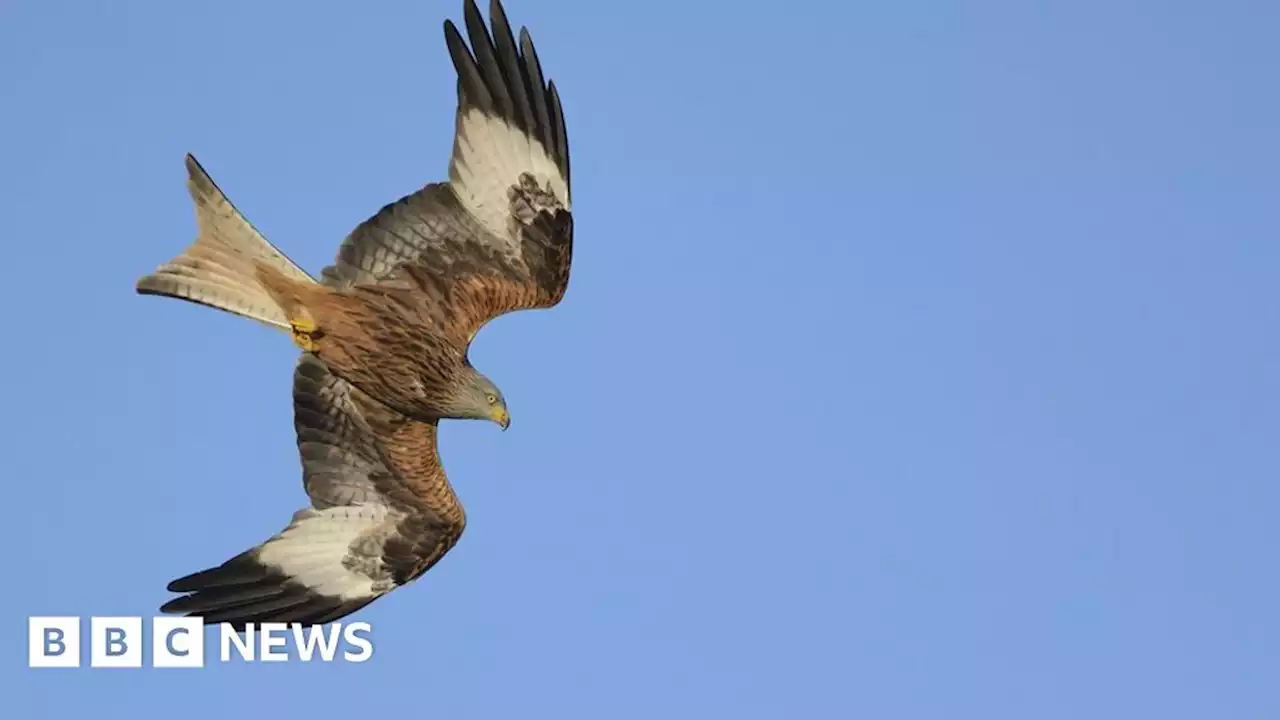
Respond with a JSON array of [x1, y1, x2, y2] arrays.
[[159, 354, 467, 630], [322, 0, 573, 349]]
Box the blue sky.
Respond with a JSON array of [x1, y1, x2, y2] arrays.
[[2, 0, 1277, 716]]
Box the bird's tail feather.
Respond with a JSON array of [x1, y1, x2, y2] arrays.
[[135, 154, 317, 331]]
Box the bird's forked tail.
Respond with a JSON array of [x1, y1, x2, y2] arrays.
[[135, 154, 319, 333]]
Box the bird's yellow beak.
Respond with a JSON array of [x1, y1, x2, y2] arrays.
[[492, 406, 510, 430]]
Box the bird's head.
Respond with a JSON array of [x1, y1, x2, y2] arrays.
[[452, 369, 510, 430]]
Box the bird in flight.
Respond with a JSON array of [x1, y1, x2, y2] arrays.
[[134, 0, 572, 629]]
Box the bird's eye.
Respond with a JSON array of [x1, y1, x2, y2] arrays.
[[486, 394, 497, 404]]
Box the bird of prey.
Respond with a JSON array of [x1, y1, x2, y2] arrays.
[[134, 0, 572, 628]]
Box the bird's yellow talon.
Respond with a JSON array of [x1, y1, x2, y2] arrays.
[[289, 313, 322, 353]]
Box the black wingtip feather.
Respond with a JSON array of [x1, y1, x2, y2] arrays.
[[463, 0, 512, 118], [445, 19, 494, 112], [162, 553, 370, 629], [486, 0, 536, 137], [517, 27, 553, 157], [547, 79, 570, 194], [166, 551, 266, 592], [446, 0, 570, 194]]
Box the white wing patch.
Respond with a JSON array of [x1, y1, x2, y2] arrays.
[[450, 108, 570, 244], [255, 505, 395, 601]]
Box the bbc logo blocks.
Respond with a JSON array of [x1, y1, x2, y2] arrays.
[[27, 617, 80, 668], [152, 616, 205, 668], [90, 617, 143, 667], [29, 616, 204, 668]]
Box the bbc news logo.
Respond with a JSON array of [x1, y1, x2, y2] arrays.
[[28, 617, 374, 667]]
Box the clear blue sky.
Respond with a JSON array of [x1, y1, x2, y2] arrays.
[[2, 0, 1277, 717]]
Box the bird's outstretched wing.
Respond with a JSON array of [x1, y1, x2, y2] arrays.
[[159, 354, 466, 630], [322, 0, 573, 349]]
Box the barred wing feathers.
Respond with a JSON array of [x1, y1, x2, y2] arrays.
[[159, 356, 465, 630], [322, 0, 573, 349]]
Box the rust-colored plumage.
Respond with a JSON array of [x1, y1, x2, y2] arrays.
[[134, 0, 572, 628]]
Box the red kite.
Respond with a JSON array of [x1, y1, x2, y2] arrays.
[[136, 0, 572, 628]]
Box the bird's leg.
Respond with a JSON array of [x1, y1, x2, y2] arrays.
[[289, 308, 324, 353]]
